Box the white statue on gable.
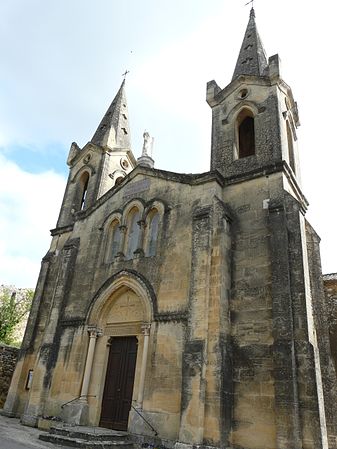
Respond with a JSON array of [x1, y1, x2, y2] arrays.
[[142, 131, 154, 157]]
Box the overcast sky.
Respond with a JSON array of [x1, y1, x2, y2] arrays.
[[0, 0, 336, 287]]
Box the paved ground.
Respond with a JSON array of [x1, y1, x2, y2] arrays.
[[0, 413, 69, 449]]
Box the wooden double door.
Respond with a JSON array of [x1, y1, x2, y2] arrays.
[[100, 336, 138, 430]]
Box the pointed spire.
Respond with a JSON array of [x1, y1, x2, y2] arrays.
[[91, 79, 131, 149], [232, 8, 268, 80]]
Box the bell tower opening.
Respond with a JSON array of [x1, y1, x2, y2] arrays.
[[79, 171, 90, 211], [237, 109, 255, 158], [286, 121, 296, 174]]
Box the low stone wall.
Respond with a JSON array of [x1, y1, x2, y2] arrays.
[[0, 344, 19, 408]]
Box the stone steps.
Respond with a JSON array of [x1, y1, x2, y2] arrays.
[[39, 424, 134, 449]]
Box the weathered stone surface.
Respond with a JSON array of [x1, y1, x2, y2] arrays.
[[0, 344, 19, 407], [3, 8, 336, 449]]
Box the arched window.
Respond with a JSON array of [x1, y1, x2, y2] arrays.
[[286, 121, 296, 174], [79, 171, 89, 210], [146, 210, 160, 256], [106, 219, 121, 262], [126, 207, 140, 259], [237, 109, 255, 158]]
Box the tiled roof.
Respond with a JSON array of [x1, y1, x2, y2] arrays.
[[323, 273, 337, 281]]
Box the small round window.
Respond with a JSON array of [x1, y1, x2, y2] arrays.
[[115, 176, 124, 186], [120, 158, 129, 170], [83, 153, 91, 164], [239, 89, 248, 99]]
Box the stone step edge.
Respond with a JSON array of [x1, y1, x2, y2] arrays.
[[39, 433, 134, 447], [49, 427, 129, 441], [50, 426, 128, 437]]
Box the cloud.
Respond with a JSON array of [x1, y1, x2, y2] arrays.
[[0, 154, 66, 287]]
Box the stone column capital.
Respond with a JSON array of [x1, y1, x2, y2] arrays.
[[87, 326, 103, 338], [141, 323, 151, 336], [137, 219, 146, 228]]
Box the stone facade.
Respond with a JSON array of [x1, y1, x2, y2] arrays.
[[4, 9, 337, 449]]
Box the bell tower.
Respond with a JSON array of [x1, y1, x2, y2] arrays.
[[207, 8, 301, 187], [205, 9, 336, 449], [57, 80, 136, 228]]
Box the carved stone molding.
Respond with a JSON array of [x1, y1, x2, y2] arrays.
[[154, 311, 188, 323], [60, 318, 85, 327], [141, 323, 151, 336], [87, 326, 103, 338]]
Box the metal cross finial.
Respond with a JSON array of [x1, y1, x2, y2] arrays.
[[122, 70, 130, 79], [245, 0, 254, 7]]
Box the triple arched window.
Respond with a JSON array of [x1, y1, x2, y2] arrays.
[[103, 201, 163, 263]]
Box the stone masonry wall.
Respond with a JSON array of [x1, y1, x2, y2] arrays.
[[323, 274, 337, 374], [0, 344, 19, 408]]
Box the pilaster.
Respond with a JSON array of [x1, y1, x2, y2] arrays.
[[178, 199, 232, 448], [178, 206, 212, 445]]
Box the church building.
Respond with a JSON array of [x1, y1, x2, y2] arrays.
[[4, 9, 337, 449]]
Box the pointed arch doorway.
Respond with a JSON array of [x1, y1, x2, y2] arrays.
[[86, 273, 153, 431]]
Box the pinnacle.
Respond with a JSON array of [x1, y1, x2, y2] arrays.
[[91, 79, 131, 150], [232, 8, 268, 80]]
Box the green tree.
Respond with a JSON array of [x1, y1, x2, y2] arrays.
[[0, 286, 33, 346]]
